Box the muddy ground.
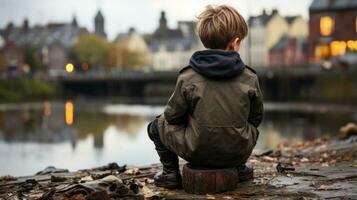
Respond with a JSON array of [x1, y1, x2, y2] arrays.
[[0, 137, 356, 199]]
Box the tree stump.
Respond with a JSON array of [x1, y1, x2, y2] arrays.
[[182, 164, 238, 194]]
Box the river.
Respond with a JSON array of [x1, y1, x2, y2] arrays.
[[0, 101, 356, 176]]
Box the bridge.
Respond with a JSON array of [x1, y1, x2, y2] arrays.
[[56, 66, 357, 104]]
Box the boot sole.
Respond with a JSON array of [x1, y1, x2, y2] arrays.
[[155, 181, 182, 189]]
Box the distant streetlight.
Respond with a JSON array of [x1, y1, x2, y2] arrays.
[[66, 63, 74, 73]]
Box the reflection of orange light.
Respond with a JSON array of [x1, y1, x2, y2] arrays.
[[320, 16, 334, 36], [65, 101, 74, 125], [44, 101, 52, 117], [81, 63, 89, 70]]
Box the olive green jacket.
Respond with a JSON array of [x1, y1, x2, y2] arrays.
[[157, 66, 263, 167]]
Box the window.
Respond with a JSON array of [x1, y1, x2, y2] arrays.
[[330, 41, 346, 56], [320, 16, 334, 36], [315, 44, 330, 60]]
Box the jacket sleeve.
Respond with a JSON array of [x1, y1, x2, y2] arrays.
[[248, 77, 264, 128], [164, 75, 188, 125]]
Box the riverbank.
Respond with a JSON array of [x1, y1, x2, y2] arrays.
[[0, 79, 57, 102], [0, 137, 356, 199]]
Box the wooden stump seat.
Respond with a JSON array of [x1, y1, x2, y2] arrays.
[[182, 164, 238, 194]]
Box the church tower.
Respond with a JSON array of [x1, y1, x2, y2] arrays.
[[71, 14, 78, 27], [159, 11, 168, 31], [94, 10, 106, 38]]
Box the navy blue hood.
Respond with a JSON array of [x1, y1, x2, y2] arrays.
[[189, 50, 246, 78]]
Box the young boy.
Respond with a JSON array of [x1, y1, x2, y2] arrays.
[[148, 5, 263, 189]]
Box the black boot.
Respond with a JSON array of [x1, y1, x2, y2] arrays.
[[154, 150, 182, 189], [237, 165, 254, 182]]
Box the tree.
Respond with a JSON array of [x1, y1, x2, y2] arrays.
[[73, 34, 109, 69], [109, 37, 150, 70], [24, 45, 42, 72]]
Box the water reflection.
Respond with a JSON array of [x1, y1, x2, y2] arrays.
[[65, 101, 74, 125], [0, 102, 355, 176]]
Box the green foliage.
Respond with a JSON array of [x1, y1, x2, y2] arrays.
[[0, 79, 56, 102], [24, 45, 42, 71], [73, 34, 109, 68]]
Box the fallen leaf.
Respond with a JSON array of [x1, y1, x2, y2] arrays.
[[318, 184, 330, 190], [125, 168, 140, 175]]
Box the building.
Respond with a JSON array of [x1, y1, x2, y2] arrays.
[[269, 36, 306, 66], [286, 16, 309, 39], [269, 16, 308, 66], [0, 17, 88, 74], [0, 42, 24, 74], [241, 9, 289, 67], [0, 34, 5, 72], [308, 0, 357, 63], [94, 10, 107, 38], [113, 28, 150, 70], [149, 11, 203, 71], [240, 9, 308, 67]]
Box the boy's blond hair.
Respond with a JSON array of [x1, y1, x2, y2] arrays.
[[197, 5, 248, 50]]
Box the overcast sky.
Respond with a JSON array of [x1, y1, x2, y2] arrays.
[[0, 0, 313, 40]]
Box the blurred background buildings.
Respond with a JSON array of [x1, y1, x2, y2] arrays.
[[0, 0, 356, 76]]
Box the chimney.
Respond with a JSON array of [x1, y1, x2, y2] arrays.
[[272, 9, 278, 15], [23, 18, 29, 31], [262, 9, 267, 15]]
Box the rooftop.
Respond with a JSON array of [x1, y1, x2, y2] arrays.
[[310, 0, 357, 12]]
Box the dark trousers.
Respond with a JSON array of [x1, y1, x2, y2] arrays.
[[147, 118, 170, 152]]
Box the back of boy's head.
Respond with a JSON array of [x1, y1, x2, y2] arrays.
[[197, 5, 248, 50]]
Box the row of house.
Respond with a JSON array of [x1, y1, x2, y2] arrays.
[[238, 9, 308, 67], [0, 10, 106, 76], [151, 0, 357, 69], [146, 9, 309, 69], [308, 0, 357, 64], [0, 9, 202, 73], [1, 0, 356, 74]]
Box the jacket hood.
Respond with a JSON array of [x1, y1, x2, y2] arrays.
[[189, 49, 246, 78]]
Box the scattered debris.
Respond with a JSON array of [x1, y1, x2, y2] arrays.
[[276, 163, 295, 173], [36, 166, 69, 175], [124, 168, 140, 175], [51, 175, 67, 182], [339, 122, 357, 139], [0, 138, 356, 199], [91, 162, 126, 172], [0, 175, 17, 182]]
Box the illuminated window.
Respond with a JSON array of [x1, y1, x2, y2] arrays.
[[347, 40, 357, 51], [315, 44, 330, 61], [330, 41, 346, 56], [320, 16, 334, 36]]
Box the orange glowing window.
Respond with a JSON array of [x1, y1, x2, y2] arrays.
[[320, 16, 334, 36], [315, 44, 330, 60], [330, 41, 346, 57], [347, 40, 357, 51]]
